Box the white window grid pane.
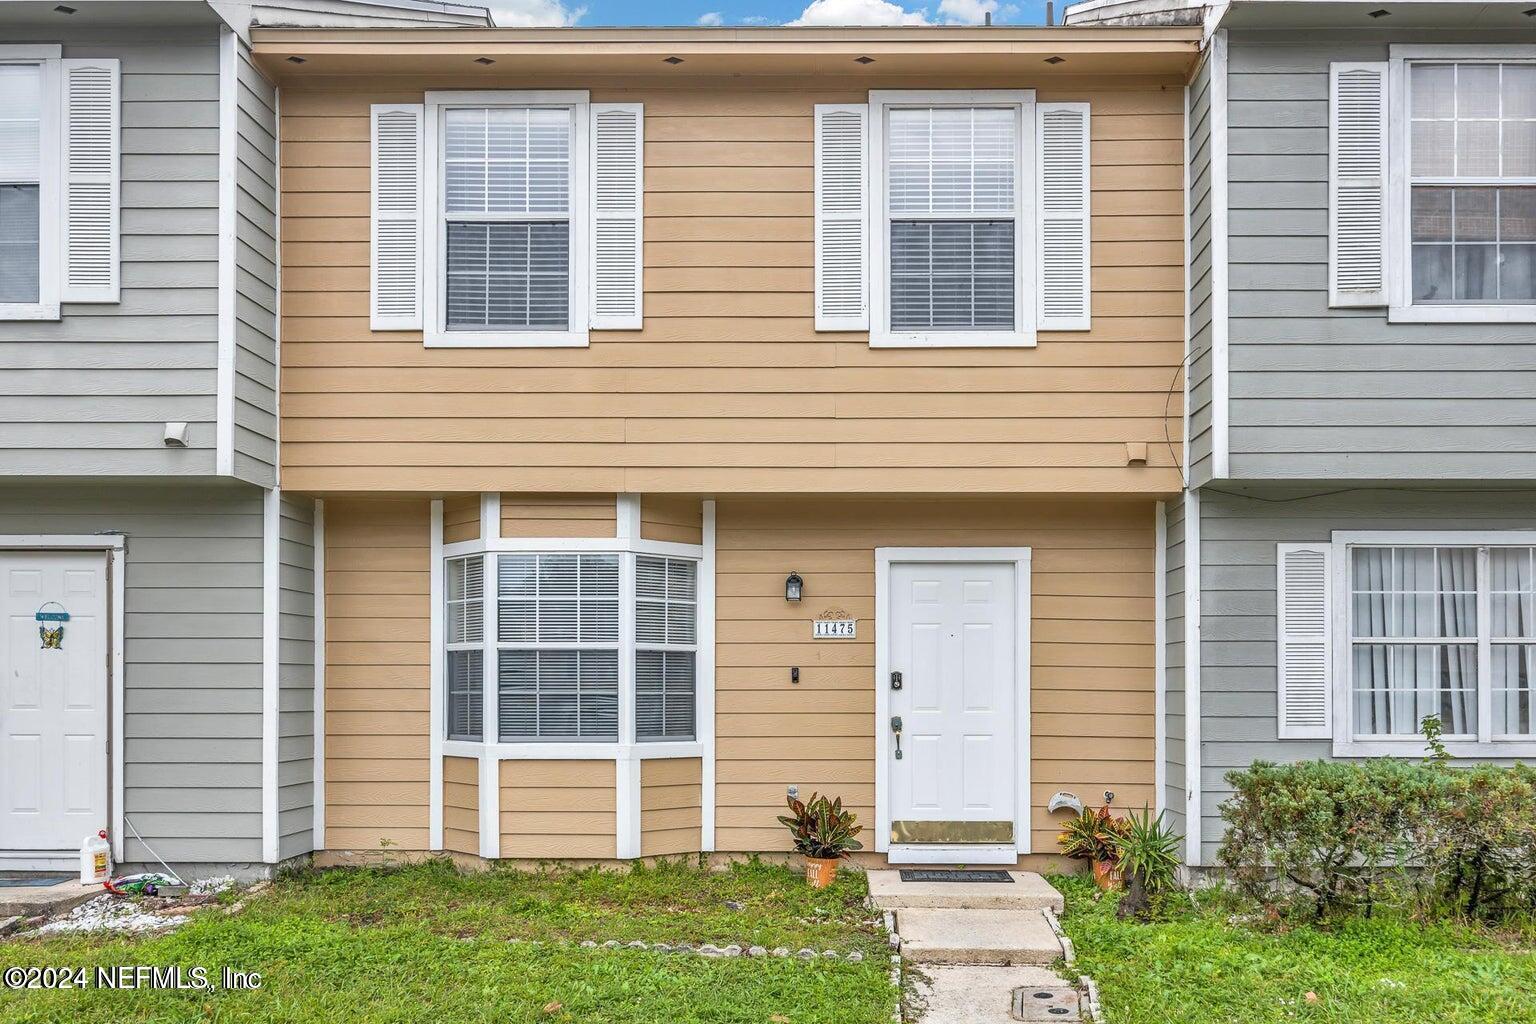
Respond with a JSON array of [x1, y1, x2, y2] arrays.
[[1410, 63, 1536, 306], [0, 64, 41, 184], [635, 556, 698, 646], [1349, 546, 1476, 639], [442, 105, 572, 330], [1350, 642, 1479, 737], [636, 649, 696, 741], [1410, 186, 1536, 304], [446, 555, 484, 646], [887, 107, 1015, 216], [498, 648, 618, 741], [890, 219, 1015, 331], [446, 648, 484, 741], [495, 553, 620, 742]]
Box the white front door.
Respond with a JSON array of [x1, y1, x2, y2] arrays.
[[888, 560, 1018, 846], [1, 551, 109, 852]]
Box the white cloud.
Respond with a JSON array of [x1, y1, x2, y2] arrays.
[[788, 0, 930, 26], [936, 0, 997, 23], [697, 10, 725, 24], [485, 1, 586, 26]]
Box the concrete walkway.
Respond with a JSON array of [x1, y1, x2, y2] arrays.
[[0, 878, 100, 919], [868, 870, 1081, 1023]]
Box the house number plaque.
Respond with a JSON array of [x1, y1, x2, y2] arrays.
[[812, 616, 856, 639]]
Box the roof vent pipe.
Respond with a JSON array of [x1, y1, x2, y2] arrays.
[[985, 11, 992, 24], [1045, 2, 1054, 26]]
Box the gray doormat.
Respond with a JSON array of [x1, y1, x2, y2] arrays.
[[0, 876, 74, 889], [898, 869, 1014, 883]]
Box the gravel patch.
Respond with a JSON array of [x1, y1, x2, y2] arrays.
[[35, 895, 185, 936]]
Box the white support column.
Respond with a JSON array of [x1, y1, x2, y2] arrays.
[[429, 499, 445, 852], [109, 542, 126, 865], [480, 490, 501, 545], [479, 749, 500, 859], [1183, 489, 1203, 866], [261, 488, 281, 864], [616, 493, 641, 542], [312, 499, 326, 852], [615, 752, 642, 860], [699, 499, 717, 852], [1153, 501, 1167, 817]]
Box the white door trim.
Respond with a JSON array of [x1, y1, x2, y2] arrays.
[[0, 536, 126, 863], [874, 546, 1032, 859]]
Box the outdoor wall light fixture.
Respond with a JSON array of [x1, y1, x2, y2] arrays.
[[785, 572, 804, 603]]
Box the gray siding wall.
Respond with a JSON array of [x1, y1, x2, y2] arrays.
[[278, 496, 315, 860], [0, 484, 264, 865], [1186, 53, 1216, 487], [0, 28, 220, 477], [1194, 485, 1536, 863], [234, 40, 279, 487], [1162, 494, 1187, 840], [1226, 28, 1536, 480]]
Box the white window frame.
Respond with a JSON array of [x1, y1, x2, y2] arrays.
[[1331, 529, 1536, 759], [441, 538, 704, 759], [1388, 44, 1536, 324], [0, 46, 61, 322], [422, 89, 590, 348], [868, 89, 1037, 349]]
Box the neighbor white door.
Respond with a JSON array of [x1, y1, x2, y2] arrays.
[[888, 561, 1017, 837], [1, 551, 109, 852]]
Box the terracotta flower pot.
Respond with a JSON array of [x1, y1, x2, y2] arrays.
[[805, 855, 840, 889], [1091, 858, 1122, 891]]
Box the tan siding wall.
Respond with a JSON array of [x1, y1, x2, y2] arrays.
[[641, 496, 703, 545], [500, 759, 617, 858], [501, 494, 617, 538], [641, 757, 703, 857], [279, 77, 1183, 495], [443, 755, 479, 855], [324, 498, 432, 850], [714, 497, 1155, 859], [443, 494, 480, 543]]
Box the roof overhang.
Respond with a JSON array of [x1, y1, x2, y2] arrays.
[[0, 1, 225, 29], [1219, 1, 1536, 30], [250, 25, 1203, 80]]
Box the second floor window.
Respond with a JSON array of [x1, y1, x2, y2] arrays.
[[443, 106, 573, 331], [1409, 62, 1536, 306], [0, 63, 41, 306]]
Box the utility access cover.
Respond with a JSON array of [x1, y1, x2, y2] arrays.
[[1011, 987, 1081, 1021], [898, 869, 1014, 883]]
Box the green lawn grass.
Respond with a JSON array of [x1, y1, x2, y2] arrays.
[[0, 859, 897, 1024], [1053, 874, 1536, 1024]]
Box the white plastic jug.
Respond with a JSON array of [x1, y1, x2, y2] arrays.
[[81, 829, 111, 885]]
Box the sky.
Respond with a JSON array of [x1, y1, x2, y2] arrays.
[[481, 1, 1053, 28]]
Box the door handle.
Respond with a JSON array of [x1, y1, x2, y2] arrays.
[[891, 716, 903, 760]]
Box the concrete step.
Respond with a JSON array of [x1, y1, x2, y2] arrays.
[[909, 965, 1079, 1023], [868, 869, 1064, 912], [896, 907, 1063, 966]]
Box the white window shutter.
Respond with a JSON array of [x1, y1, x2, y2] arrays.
[[60, 58, 119, 303], [814, 103, 868, 331], [590, 102, 644, 329], [370, 103, 424, 331], [1036, 102, 1091, 331], [1329, 62, 1387, 307], [1277, 543, 1333, 740]]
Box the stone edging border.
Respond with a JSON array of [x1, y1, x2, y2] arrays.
[[1043, 907, 1104, 1023], [883, 910, 903, 1023]]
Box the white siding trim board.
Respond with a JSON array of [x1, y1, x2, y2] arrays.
[[1209, 30, 1231, 481], [311, 498, 325, 851], [261, 488, 280, 863], [1182, 487, 1202, 867], [216, 26, 237, 477]]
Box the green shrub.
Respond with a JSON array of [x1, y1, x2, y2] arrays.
[[1218, 753, 1536, 922]]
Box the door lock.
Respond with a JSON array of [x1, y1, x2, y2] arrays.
[[890, 670, 903, 690], [891, 715, 903, 760]]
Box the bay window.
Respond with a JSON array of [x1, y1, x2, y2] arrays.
[[443, 549, 699, 746]]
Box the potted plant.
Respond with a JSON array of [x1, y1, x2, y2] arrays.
[[1058, 804, 1128, 890], [777, 793, 864, 888]]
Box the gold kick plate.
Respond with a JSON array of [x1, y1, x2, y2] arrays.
[[889, 820, 1015, 845]]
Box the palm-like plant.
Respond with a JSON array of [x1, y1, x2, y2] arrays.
[[777, 793, 864, 859], [1114, 806, 1182, 919]]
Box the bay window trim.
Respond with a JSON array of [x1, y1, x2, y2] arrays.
[[0, 53, 61, 322], [868, 88, 1037, 349], [1387, 45, 1536, 324], [1330, 529, 1536, 758], [421, 89, 590, 348]]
